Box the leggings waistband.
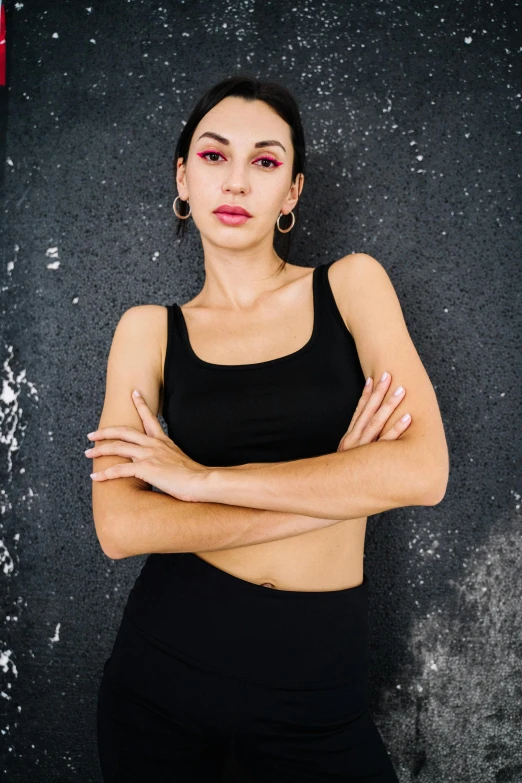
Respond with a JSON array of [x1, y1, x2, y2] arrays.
[[123, 552, 370, 688]]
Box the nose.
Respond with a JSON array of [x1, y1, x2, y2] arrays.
[[222, 162, 250, 196]]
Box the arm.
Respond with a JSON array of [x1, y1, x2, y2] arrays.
[[200, 438, 437, 520], [105, 486, 345, 560], [90, 306, 344, 560], [197, 254, 450, 518]]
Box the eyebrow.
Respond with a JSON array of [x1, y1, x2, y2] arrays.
[[196, 131, 286, 154]]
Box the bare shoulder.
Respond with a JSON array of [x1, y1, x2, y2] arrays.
[[119, 302, 168, 361], [326, 253, 389, 335], [118, 303, 168, 334], [101, 304, 169, 422]]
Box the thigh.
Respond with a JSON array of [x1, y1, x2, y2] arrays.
[[233, 679, 399, 783], [96, 615, 231, 782]]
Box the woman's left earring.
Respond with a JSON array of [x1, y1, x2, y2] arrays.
[[173, 196, 191, 219]]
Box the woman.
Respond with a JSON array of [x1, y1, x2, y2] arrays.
[[89, 75, 449, 782]]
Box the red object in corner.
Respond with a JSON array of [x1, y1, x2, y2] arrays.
[[0, 1, 6, 87]]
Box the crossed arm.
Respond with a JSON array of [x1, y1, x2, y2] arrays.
[[197, 436, 445, 520], [193, 255, 449, 518], [100, 431, 444, 560], [92, 254, 449, 560]]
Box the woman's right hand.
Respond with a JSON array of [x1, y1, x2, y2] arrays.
[[337, 372, 412, 452]]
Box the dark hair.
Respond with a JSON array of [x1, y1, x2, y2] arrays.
[[173, 74, 306, 268]]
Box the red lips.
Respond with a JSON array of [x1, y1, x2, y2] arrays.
[[213, 205, 252, 217]]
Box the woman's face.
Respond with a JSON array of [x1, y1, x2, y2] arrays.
[[176, 96, 303, 250]]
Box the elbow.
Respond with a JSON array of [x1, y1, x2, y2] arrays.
[[94, 514, 127, 560], [101, 541, 127, 560], [422, 478, 448, 506], [399, 435, 450, 507], [419, 461, 450, 507]]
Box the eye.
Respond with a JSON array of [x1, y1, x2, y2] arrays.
[[253, 156, 282, 169], [197, 150, 225, 162], [197, 150, 282, 169]]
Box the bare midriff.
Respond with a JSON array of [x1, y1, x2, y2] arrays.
[[192, 516, 367, 592]]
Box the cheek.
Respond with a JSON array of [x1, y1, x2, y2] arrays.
[[186, 167, 213, 195]]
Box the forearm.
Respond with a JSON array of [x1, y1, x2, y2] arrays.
[[105, 487, 346, 560], [200, 440, 443, 519]]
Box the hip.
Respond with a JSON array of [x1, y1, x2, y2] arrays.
[[123, 550, 370, 689]]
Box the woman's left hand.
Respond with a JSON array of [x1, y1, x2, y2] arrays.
[[85, 389, 209, 502]]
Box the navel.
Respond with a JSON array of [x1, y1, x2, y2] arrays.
[[261, 582, 275, 589]]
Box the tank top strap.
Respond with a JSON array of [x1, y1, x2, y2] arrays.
[[314, 260, 352, 341], [162, 302, 187, 418]]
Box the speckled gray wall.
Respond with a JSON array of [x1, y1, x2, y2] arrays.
[[1, 0, 520, 780]]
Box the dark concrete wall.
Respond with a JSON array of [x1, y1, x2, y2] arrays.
[[1, 0, 520, 780]]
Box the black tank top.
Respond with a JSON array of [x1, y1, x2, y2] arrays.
[[161, 260, 366, 467], [122, 261, 367, 640]]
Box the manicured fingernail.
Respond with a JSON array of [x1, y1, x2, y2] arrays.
[[401, 413, 411, 422], [90, 472, 98, 478], [87, 431, 96, 437], [84, 448, 93, 455], [393, 385, 404, 396], [380, 371, 388, 382], [133, 389, 141, 397], [365, 377, 372, 386]]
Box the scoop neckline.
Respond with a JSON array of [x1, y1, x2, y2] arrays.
[[175, 265, 321, 371]]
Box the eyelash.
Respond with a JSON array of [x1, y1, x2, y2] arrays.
[[197, 150, 282, 169]]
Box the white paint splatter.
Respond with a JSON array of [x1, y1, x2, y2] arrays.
[[376, 509, 522, 780], [50, 624, 61, 644], [0, 649, 18, 677], [0, 541, 14, 576], [45, 246, 60, 270], [1, 343, 38, 476]]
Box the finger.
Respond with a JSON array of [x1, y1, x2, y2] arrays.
[[347, 371, 393, 437], [378, 412, 412, 441], [86, 425, 150, 445], [131, 390, 165, 438], [90, 461, 141, 481], [84, 441, 148, 461], [360, 384, 406, 441]]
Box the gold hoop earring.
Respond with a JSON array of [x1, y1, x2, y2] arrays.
[[173, 196, 191, 219], [277, 210, 295, 233]]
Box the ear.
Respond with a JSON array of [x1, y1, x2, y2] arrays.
[[176, 157, 188, 200], [282, 172, 304, 213]]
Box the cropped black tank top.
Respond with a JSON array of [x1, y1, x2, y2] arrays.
[[122, 261, 367, 641], [161, 260, 366, 467]]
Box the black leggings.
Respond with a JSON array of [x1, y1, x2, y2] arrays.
[[97, 553, 399, 782]]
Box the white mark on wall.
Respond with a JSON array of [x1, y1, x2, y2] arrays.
[[0, 649, 18, 678], [1, 346, 39, 732], [377, 507, 522, 781], [0, 540, 14, 575], [49, 624, 61, 644], [6, 244, 19, 275], [45, 246, 60, 270], [1, 343, 38, 477]]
